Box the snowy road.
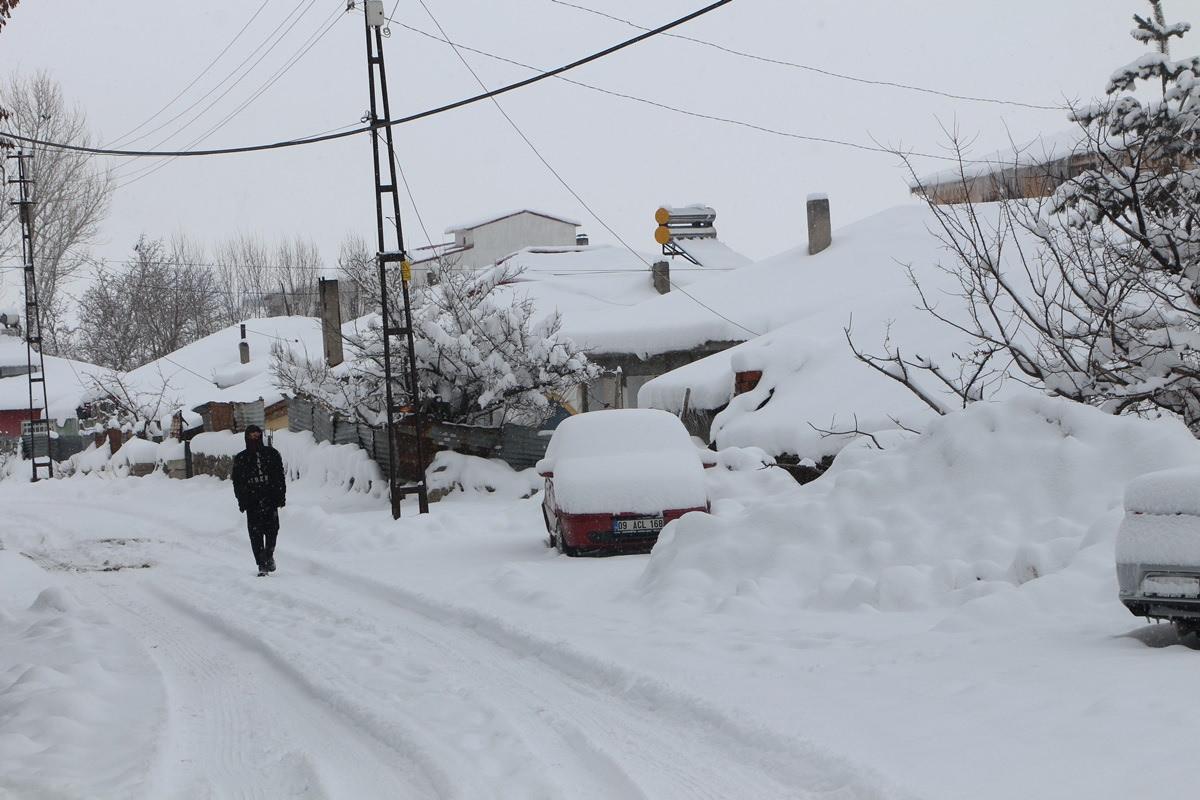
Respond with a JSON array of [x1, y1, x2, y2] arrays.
[[2, 485, 894, 800]]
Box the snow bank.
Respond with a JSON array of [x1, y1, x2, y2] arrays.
[[272, 429, 384, 496], [426, 451, 541, 501], [639, 397, 1200, 612], [189, 431, 245, 458], [539, 409, 707, 514], [69, 441, 111, 475], [0, 587, 161, 796]]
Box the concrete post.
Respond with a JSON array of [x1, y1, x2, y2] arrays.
[[652, 260, 671, 294], [319, 278, 345, 367], [807, 193, 832, 255], [239, 340, 250, 364]]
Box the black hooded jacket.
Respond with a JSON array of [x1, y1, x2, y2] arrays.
[[231, 425, 286, 513]]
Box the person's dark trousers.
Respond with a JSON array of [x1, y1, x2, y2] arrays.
[[246, 507, 279, 569]]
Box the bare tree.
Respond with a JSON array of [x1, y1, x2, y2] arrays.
[[272, 235, 322, 317], [212, 232, 271, 326], [336, 232, 377, 318], [76, 235, 220, 370], [0, 72, 113, 354], [853, 2, 1200, 431]]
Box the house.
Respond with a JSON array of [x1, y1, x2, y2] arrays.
[[637, 201, 1041, 463], [491, 206, 753, 413], [0, 332, 98, 442], [912, 129, 1097, 205], [431, 209, 582, 275], [109, 316, 336, 434]]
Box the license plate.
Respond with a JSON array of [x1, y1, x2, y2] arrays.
[[613, 516, 664, 535], [1142, 575, 1200, 598]]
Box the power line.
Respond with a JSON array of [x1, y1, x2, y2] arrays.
[[0, 0, 734, 159], [415, 0, 760, 339], [103, 0, 274, 149], [546, 0, 1062, 111], [388, 18, 977, 163], [116, 3, 348, 190], [107, 0, 327, 172]]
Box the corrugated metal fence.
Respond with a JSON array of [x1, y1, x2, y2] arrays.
[[283, 396, 554, 480]]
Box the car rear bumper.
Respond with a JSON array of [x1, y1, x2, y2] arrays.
[[1119, 562, 1200, 620], [559, 507, 707, 554]]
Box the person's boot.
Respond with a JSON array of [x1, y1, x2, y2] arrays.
[[266, 556, 276, 573]]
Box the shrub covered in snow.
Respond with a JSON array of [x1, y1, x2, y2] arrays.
[[425, 451, 541, 501], [640, 396, 1200, 612]]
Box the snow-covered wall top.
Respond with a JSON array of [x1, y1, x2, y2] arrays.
[[913, 128, 1089, 188]]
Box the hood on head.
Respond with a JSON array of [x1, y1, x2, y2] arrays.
[[244, 424, 264, 449]]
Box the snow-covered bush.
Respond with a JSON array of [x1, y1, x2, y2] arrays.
[[425, 451, 541, 501], [272, 263, 598, 427], [861, 1, 1200, 432]]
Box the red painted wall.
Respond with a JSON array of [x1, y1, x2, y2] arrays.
[[0, 407, 41, 437]]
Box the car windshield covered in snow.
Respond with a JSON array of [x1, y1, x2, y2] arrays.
[[537, 409, 708, 516]]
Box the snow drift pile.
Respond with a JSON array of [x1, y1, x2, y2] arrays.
[[640, 397, 1200, 613]]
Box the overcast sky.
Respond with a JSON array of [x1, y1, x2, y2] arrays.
[[1, 0, 1193, 282]]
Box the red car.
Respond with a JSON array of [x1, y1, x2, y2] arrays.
[[537, 409, 713, 556]]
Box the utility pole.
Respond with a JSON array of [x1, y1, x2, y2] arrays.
[[359, 0, 429, 517], [7, 149, 53, 482]]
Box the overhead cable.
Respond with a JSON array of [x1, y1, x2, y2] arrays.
[[546, 0, 1062, 111], [0, 0, 734, 158]]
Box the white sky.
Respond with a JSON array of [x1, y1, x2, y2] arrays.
[[0, 0, 1193, 277]]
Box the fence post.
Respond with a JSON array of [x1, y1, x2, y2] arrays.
[[184, 439, 193, 479]]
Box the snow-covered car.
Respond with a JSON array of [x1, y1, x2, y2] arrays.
[[1116, 467, 1200, 636], [536, 409, 712, 556]]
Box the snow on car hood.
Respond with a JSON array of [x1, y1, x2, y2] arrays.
[[553, 452, 707, 515]]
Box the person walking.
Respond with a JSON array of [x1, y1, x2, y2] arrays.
[[231, 424, 286, 576]]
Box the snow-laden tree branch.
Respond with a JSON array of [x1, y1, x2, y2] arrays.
[[272, 262, 599, 427], [857, 1, 1200, 432]]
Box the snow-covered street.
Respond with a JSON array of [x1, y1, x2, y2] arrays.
[[5, 404, 1199, 800]]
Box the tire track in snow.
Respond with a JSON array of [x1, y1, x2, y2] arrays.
[[83, 577, 435, 800], [164, 548, 905, 799], [287, 556, 909, 800], [18, 495, 912, 798]]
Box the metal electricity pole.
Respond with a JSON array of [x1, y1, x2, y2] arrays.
[[360, 0, 429, 517], [7, 149, 53, 482]]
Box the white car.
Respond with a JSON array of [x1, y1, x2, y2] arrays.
[[536, 409, 713, 556], [1116, 467, 1200, 636]]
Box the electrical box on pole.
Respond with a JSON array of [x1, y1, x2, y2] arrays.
[[364, 0, 386, 28], [6, 150, 53, 482], [361, 8, 430, 518]]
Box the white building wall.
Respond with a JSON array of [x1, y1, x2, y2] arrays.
[[457, 214, 577, 268]]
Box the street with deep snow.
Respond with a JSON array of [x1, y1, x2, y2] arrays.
[[5, 401, 1200, 800]]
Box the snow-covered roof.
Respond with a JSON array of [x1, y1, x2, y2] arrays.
[[671, 238, 752, 270], [636, 202, 1041, 458], [492, 245, 739, 350], [0, 338, 102, 422], [912, 128, 1090, 189], [116, 316, 367, 423], [444, 209, 582, 234]]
